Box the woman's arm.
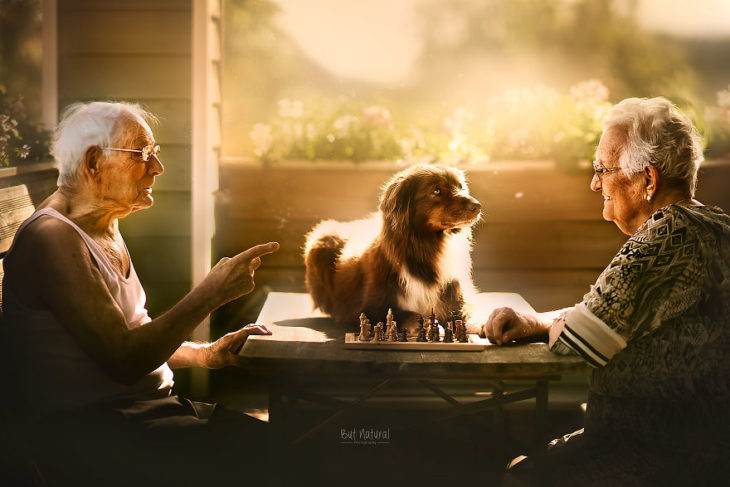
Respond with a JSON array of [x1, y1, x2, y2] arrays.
[[167, 324, 272, 369], [6, 217, 278, 385]]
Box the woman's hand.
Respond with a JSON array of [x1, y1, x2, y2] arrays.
[[204, 323, 272, 369], [482, 307, 549, 345], [201, 242, 280, 307]]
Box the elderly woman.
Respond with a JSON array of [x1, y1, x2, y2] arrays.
[[486, 97, 730, 485], [2, 102, 278, 485]]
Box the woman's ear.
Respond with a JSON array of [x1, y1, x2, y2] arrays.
[[83, 145, 102, 177], [645, 164, 659, 198]]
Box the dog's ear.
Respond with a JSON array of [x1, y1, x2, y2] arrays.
[[379, 174, 416, 234]]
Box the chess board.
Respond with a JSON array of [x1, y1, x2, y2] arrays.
[[344, 333, 489, 351]]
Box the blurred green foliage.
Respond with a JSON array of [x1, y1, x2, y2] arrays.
[[0, 0, 50, 166], [223, 0, 730, 165], [0, 85, 51, 167]]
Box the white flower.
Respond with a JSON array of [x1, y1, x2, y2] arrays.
[[448, 133, 467, 152], [717, 86, 730, 109], [278, 98, 304, 119], [250, 123, 273, 157], [570, 79, 610, 103], [444, 108, 473, 134], [362, 105, 392, 128], [305, 122, 317, 141], [333, 115, 359, 137]]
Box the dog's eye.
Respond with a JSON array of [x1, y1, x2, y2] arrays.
[[433, 188, 441, 196]]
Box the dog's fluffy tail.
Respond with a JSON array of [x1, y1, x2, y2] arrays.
[[304, 220, 346, 314]]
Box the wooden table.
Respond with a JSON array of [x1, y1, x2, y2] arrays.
[[240, 292, 587, 454]]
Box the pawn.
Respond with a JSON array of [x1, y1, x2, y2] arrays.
[[373, 322, 384, 342], [399, 329, 408, 342], [443, 321, 454, 343], [456, 320, 468, 343], [416, 325, 427, 342]]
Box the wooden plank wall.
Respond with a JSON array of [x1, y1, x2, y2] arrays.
[[57, 0, 193, 317], [216, 161, 730, 317]]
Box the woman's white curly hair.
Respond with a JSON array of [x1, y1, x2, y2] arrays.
[[602, 97, 704, 196], [52, 101, 156, 186]]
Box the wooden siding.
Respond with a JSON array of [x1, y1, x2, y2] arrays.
[[216, 160, 730, 314], [57, 0, 193, 318]]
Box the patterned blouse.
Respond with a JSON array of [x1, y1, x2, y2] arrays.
[[550, 204, 730, 446]]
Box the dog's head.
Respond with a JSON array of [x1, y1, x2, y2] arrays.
[[379, 165, 481, 235]]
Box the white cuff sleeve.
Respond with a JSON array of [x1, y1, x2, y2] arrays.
[[555, 302, 627, 367]]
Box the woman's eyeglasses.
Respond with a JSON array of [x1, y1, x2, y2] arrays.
[[592, 161, 621, 179], [107, 144, 161, 162]]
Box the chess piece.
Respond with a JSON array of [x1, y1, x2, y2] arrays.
[[429, 319, 441, 342], [358, 313, 371, 341], [386, 308, 394, 327], [416, 314, 427, 342], [443, 321, 454, 343], [456, 319, 468, 343], [399, 329, 408, 342], [373, 322, 384, 342], [388, 320, 399, 341], [450, 309, 461, 324]]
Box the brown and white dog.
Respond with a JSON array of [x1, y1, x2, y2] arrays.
[[303, 165, 481, 333]]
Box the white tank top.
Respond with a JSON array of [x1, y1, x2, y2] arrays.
[[2, 208, 174, 421]]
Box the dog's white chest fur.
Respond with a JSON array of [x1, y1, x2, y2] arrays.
[[397, 231, 472, 313]]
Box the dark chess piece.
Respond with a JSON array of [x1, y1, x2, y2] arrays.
[[450, 309, 461, 324], [430, 319, 441, 342], [443, 322, 454, 343], [399, 329, 408, 342], [456, 320, 468, 343], [416, 315, 426, 342]]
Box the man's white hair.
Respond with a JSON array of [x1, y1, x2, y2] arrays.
[[602, 97, 704, 196], [52, 101, 156, 186]]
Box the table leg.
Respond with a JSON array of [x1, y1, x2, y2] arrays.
[[532, 379, 549, 486], [268, 378, 285, 485]]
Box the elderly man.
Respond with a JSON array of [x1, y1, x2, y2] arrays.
[[2, 102, 278, 485], [486, 97, 730, 486]]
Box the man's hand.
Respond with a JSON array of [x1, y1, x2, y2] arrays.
[[204, 323, 272, 369], [202, 242, 280, 307], [482, 307, 549, 345]]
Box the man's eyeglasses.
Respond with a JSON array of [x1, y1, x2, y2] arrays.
[[592, 161, 621, 179], [107, 144, 161, 162]]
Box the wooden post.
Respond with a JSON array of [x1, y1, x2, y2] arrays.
[[190, 0, 221, 397], [42, 0, 58, 131]]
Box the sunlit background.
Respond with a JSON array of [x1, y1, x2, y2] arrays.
[[222, 0, 730, 164]]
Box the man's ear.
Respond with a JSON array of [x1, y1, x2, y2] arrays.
[[645, 164, 659, 197], [83, 146, 102, 177]]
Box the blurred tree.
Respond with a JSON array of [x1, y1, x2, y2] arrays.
[[222, 0, 717, 161], [412, 0, 694, 107], [0, 0, 43, 121]]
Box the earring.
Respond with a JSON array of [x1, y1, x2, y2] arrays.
[[646, 193, 652, 202]]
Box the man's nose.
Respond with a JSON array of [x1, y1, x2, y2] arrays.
[[149, 156, 164, 176], [590, 173, 601, 192]]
